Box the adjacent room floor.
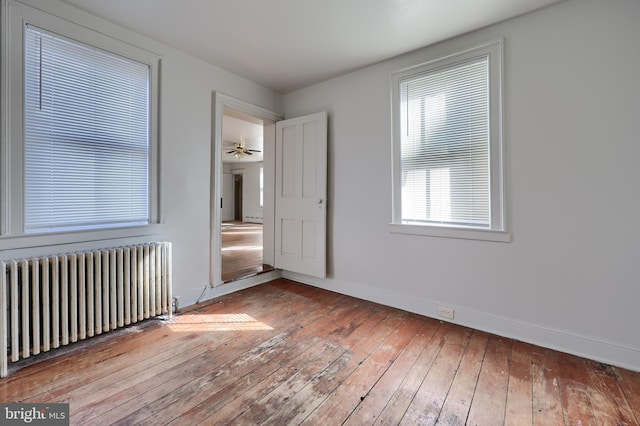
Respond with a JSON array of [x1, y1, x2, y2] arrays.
[[2, 279, 638, 425], [221, 221, 273, 283]]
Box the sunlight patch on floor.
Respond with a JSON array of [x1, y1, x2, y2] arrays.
[[167, 313, 273, 332]]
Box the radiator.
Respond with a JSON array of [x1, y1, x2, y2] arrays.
[[0, 241, 172, 378]]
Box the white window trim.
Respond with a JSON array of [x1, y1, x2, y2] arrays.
[[0, 0, 162, 250], [389, 39, 510, 243]]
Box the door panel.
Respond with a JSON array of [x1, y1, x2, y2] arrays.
[[302, 220, 317, 259], [302, 121, 319, 198], [281, 218, 296, 256], [275, 111, 327, 278], [281, 126, 297, 198]]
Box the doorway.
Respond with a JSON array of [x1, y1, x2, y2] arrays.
[[211, 93, 328, 286], [211, 93, 282, 288], [220, 107, 274, 283]]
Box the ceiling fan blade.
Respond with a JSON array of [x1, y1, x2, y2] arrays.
[[245, 151, 253, 155], [247, 149, 261, 153], [226, 150, 235, 154]]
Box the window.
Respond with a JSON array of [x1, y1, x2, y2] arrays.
[[24, 27, 150, 233], [390, 40, 509, 242], [2, 1, 160, 246]]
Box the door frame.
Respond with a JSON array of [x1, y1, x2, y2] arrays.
[[210, 92, 283, 287]]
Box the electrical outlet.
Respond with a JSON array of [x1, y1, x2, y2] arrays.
[[437, 306, 455, 320]]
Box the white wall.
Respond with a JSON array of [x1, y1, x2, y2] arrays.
[[282, 0, 640, 371], [108, 26, 280, 306], [240, 162, 264, 223], [0, 0, 283, 307]]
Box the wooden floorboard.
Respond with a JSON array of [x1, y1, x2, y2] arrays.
[[1, 279, 639, 426], [466, 334, 512, 426], [504, 340, 534, 425], [585, 359, 637, 425], [555, 351, 598, 425], [531, 346, 565, 425], [400, 325, 472, 425], [344, 318, 441, 425], [437, 330, 489, 425], [615, 367, 640, 424], [374, 322, 451, 425]]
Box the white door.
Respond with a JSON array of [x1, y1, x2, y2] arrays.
[[275, 112, 327, 278]]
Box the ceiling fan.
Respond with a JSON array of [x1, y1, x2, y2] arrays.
[[226, 138, 261, 159]]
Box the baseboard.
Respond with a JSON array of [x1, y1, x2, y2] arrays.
[[181, 270, 283, 308], [282, 271, 640, 372]]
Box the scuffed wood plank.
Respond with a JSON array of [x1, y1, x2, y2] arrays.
[[343, 318, 441, 425], [437, 330, 490, 425], [585, 360, 636, 425], [259, 347, 359, 425], [505, 340, 533, 425], [216, 342, 345, 425], [466, 334, 512, 426], [615, 366, 640, 424], [100, 332, 294, 425], [301, 315, 425, 425], [531, 345, 565, 425], [107, 285, 371, 425], [399, 325, 473, 425], [174, 298, 389, 425], [373, 321, 449, 425], [555, 351, 597, 426], [261, 310, 409, 425], [73, 281, 343, 424]]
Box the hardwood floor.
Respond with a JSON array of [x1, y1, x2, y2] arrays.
[[222, 221, 273, 283], [1, 279, 639, 425]]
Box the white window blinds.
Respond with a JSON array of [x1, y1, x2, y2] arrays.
[[24, 25, 151, 233], [400, 57, 490, 227]]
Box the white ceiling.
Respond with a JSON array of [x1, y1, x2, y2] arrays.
[[58, 0, 564, 94], [223, 109, 264, 164]]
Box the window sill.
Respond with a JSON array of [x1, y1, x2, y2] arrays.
[[388, 223, 511, 243], [0, 224, 165, 252]]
